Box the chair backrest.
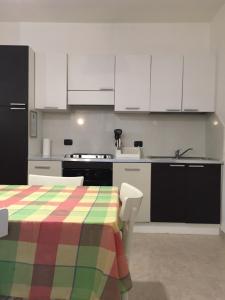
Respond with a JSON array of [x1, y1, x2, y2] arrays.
[[119, 182, 143, 260], [28, 174, 84, 186], [0, 208, 8, 238]]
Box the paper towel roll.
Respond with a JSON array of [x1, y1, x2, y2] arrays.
[[42, 138, 51, 157]]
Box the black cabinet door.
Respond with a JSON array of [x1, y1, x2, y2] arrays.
[[0, 46, 28, 106], [186, 164, 221, 224], [151, 163, 187, 222], [0, 107, 28, 184]]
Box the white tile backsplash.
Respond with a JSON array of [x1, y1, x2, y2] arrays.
[[42, 107, 207, 157]]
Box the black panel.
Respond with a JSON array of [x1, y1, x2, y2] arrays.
[[0, 107, 28, 184], [186, 164, 221, 224], [63, 162, 112, 186], [0, 46, 28, 106], [151, 163, 187, 222]]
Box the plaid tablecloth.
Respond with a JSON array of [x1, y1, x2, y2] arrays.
[[0, 185, 131, 300]]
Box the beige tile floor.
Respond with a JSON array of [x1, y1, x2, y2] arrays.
[[129, 233, 225, 300]]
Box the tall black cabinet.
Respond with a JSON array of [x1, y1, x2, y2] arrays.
[[0, 46, 32, 184]]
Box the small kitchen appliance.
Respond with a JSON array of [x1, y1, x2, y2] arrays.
[[114, 129, 122, 150]]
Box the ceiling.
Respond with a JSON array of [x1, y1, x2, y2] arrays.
[[0, 0, 224, 23]]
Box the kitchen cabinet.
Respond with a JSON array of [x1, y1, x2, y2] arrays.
[[151, 163, 186, 222], [186, 164, 220, 223], [28, 161, 62, 176], [115, 55, 151, 112], [35, 53, 67, 110], [113, 163, 151, 222], [0, 46, 32, 185], [151, 163, 221, 224], [150, 55, 183, 112], [182, 54, 215, 112], [0, 46, 28, 106], [68, 55, 115, 105]]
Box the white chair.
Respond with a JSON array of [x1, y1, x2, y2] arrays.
[[120, 182, 143, 260], [120, 183, 143, 300], [28, 174, 84, 186], [0, 208, 8, 238]]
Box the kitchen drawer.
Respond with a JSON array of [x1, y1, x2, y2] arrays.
[[28, 161, 62, 176], [113, 163, 151, 222], [68, 91, 114, 105]]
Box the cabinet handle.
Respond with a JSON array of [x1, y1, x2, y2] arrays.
[[124, 168, 141, 172], [44, 106, 58, 109], [34, 166, 51, 170], [188, 165, 205, 168], [183, 109, 199, 112], [125, 107, 140, 110], [169, 164, 185, 167], [10, 107, 26, 110], [99, 88, 114, 91], [166, 109, 180, 112], [10, 102, 26, 106]]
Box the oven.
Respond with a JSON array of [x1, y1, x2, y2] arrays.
[[62, 161, 113, 186]]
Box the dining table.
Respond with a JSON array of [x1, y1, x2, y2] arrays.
[[0, 185, 132, 300]]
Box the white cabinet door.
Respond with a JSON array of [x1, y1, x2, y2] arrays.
[[182, 54, 215, 112], [115, 55, 151, 112], [35, 53, 67, 110], [68, 55, 115, 91], [28, 161, 62, 176], [150, 55, 183, 112], [113, 163, 151, 222]]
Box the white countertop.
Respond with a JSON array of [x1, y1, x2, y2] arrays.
[[29, 156, 223, 164]]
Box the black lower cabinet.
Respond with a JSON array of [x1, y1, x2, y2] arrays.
[[151, 164, 186, 222], [186, 164, 221, 224], [151, 163, 221, 224]]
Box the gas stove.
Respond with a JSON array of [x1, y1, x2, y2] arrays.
[[64, 153, 113, 159]]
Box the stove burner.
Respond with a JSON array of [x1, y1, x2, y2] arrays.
[[64, 153, 113, 159]]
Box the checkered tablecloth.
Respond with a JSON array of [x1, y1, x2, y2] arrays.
[[0, 185, 131, 300]]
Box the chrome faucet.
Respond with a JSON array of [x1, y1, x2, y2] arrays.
[[174, 148, 193, 159]]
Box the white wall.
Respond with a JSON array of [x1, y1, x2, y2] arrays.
[[43, 108, 206, 156], [18, 22, 210, 54], [0, 22, 20, 44]]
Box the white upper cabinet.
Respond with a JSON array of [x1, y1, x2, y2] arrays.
[[150, 55, 183, 112], [68, 55, 115, 90], [68, 55, 115, 105], [35, 53, 67, 110], [115, 55, 151, 112], [182, 54, 215, 112]]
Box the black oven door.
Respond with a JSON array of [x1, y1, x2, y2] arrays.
[[62, 161, 112, 186]]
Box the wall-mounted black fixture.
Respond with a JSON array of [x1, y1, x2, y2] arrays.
[[134, 141, 143, 147], [64, 139, 73, 146]]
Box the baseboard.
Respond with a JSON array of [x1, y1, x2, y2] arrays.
[[134, 223, 220, 235]]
